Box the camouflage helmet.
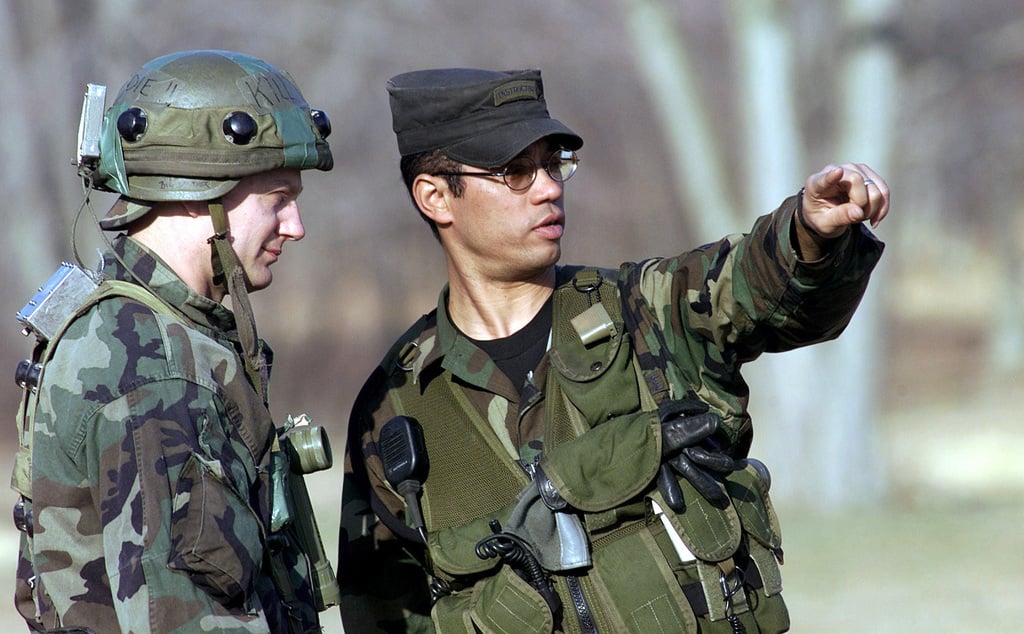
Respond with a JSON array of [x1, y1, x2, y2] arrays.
[[96, 49, 333, 229]]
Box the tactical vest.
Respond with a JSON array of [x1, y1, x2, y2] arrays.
[[380, 265, 790, 633]]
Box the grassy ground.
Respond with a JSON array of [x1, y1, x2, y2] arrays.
[[781, 374, 1024, 633], [781, 501, 1024, 632]]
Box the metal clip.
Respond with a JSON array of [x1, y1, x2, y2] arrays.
[[13, 497, 33, 537]]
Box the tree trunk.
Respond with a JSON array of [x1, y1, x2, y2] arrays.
[[623, 0, 898, 506]]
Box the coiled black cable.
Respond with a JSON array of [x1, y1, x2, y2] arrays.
[[720, 567, 747, 634], [475, 519, 563, 625], [475, 520, 548, 586]]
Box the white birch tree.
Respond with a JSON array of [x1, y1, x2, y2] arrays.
[[620, 0, 899, 506]]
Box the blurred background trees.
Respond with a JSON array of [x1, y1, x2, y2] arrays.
[[624, 0, 902, 506], [2, 1, 1023, 630]]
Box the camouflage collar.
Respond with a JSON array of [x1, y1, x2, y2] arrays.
[[104, 235, 236, 334], [401, 268, 584, 390], [433, 285, 503, 390], [394, 285, 452, 386]]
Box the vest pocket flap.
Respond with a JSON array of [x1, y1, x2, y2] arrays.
[[724, 461, 783, 552], [548, 329, 623, 382], [659, 478, 742, 562], [429, 515, 505, 577], [540, 411, 661, 512], [469, 566, 554, 634], [550, 329, 639, 425]]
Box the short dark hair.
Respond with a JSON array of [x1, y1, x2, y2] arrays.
[[399, 150, 466, 240]]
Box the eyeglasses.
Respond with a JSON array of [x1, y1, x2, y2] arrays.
[[434, 148, 579, 192]]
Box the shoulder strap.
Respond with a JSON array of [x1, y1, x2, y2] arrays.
[[617, 260, 681, 419], [95, 279, 186, 321], [11, 279, 183, 499]]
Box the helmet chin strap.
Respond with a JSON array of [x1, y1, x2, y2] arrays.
[[207, 201, 268, 401]]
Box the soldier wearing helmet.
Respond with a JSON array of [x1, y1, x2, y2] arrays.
[[13, 50, 334, 633]]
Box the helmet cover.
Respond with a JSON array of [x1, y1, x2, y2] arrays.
[[96, 50, 333, 229]]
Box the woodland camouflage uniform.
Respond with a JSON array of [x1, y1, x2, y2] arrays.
[[13, 50, 334, 633], [340, 194, 884, 632], [16, 235, 318, 632]]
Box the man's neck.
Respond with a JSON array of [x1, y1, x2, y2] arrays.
[[129, 210, 222, 302], [445, 267, 556, 340]]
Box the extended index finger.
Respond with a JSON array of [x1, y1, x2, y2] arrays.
[[805, 164, 845, 200]]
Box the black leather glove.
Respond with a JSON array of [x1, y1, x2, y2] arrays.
[[658, 400, 736, 510]]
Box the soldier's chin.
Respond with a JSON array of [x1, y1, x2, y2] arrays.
[[240, 269, 272, 293], [247, 277, 272, 292]]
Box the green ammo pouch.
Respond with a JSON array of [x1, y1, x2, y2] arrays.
[[588, 519, 699, 633], [651, 464, 788, 631], [538, 409, 661, 512], [725, 460, 785, 597], [429, 515, 508, 577], [430, 565, 555, 634], [616, 261, 790, 632], [470, 566, 555, 634]]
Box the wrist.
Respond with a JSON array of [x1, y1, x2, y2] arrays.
[[794, 188, 843, 262], [796, 188, 827, 240]]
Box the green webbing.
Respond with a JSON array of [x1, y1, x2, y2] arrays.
[[618, 262, 676, 416], [207, 201, 267, 401]]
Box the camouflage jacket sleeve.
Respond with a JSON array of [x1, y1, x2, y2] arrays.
[[638, 193, 885, 449], [338, 368, 436, 633], [25, 297, 287, 633]]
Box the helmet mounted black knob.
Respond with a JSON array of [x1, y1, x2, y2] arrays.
[[93, 49, 334, 231], [222, 111, 257, 145], [116, 107, 148, 142], [311, 109, 332, 139]]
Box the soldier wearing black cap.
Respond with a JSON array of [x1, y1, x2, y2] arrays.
[[340, 67, 890, 633]]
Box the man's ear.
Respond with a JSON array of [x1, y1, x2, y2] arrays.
[[412, 174, 454, 227], [180, 200, 209, 219]]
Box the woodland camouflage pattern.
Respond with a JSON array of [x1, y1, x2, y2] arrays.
[[340, 196, 885, 632], [16, 235, 319, 633]]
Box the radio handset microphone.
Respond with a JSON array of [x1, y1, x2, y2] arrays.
[[380, 416, 430, 544]]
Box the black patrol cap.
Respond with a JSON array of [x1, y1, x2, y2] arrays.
[[387, 68, 583, 168]]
